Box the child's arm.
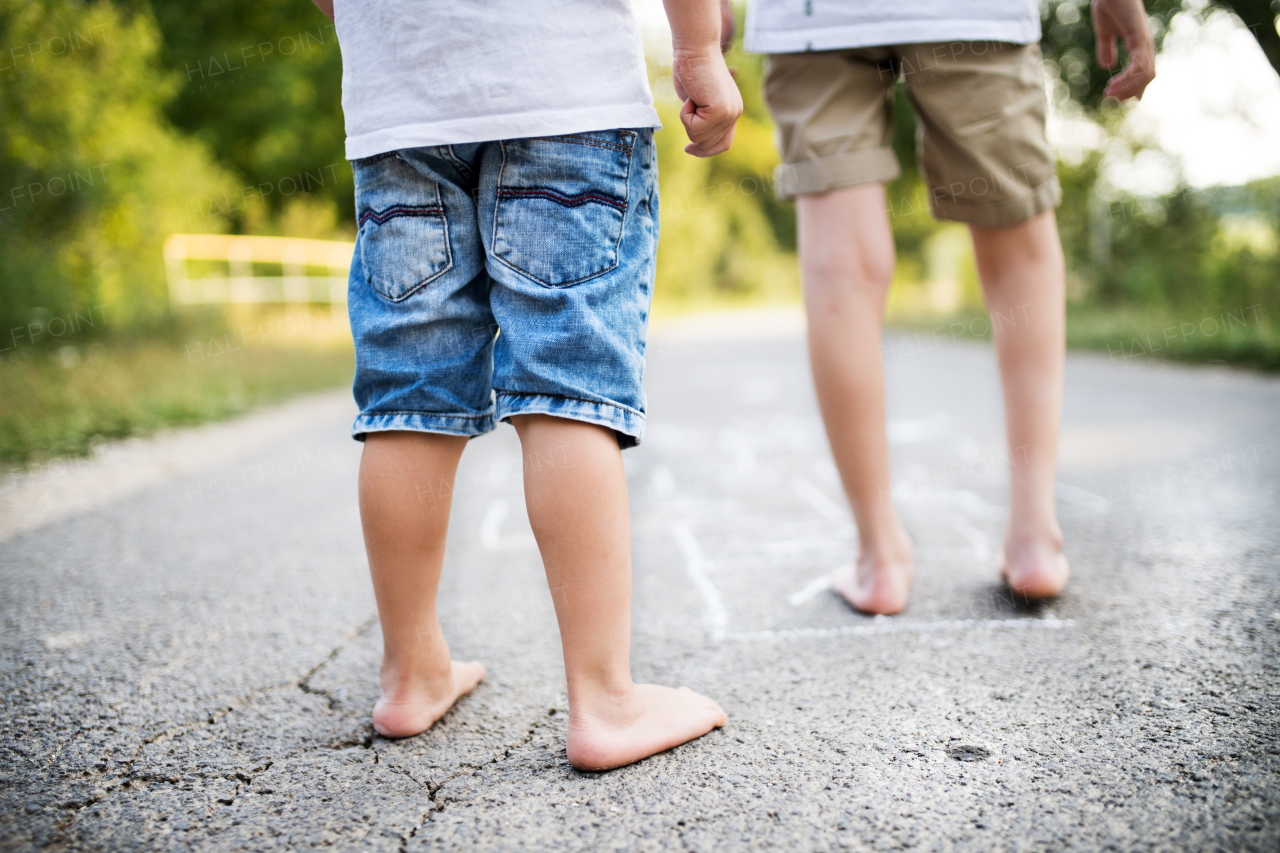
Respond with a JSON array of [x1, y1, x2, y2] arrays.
[[311, 0, 334, 22], [1092, 0, 1155, 101], [663, 0, 743, 156], [719, 0, 736, 53]]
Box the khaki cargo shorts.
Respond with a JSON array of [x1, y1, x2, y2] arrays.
[[763, 41, 1060, 228]]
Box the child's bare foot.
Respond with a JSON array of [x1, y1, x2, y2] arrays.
[[1000, 538, 1070, 600], [565, 684, 727, 771], [830, 530, 914, 615], [371, 659, 486, 738]]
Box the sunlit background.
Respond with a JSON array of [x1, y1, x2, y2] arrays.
[[1, 0, 1278, 468]]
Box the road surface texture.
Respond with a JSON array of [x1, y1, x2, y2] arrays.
[[2, 308, 1278, 852]]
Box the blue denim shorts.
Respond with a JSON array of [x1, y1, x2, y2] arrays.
[[346, 129, 659, 448]]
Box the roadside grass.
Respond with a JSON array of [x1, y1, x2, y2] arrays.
[[886, 304, 1279, 372], [1, 318, 354, 465], [655, 292, 1280, 371], [5, 298, 1273, 467], [1063, 305, 1278, 370]]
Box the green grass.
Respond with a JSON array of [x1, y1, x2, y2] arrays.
[[886, 304, 1280, 372], [1064, 305, 1279, 371], [1, 335, 354, 465], [5, 299, 1273, 468]]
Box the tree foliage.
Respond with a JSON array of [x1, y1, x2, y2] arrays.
[[652, 36, 799, 307], [1223, 0, 1280, 75], [0, 0, 237, 337], [0, 0, 1277, 341], [1040, 0, 1280, 111], [149, 0, 350, 232]]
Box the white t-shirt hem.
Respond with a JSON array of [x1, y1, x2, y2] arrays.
[[345, 105, 663, 161], [745, 20, 1041, 54]]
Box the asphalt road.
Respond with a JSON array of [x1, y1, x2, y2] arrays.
[[2, 309, 1278, 852]]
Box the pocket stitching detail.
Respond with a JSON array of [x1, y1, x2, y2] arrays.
[[360, 181, 452, 303], [351, 151, 398, 169], [490, 137, 634, 289], [358, 204, 445, 228], [495, 187, 626, 214], [526, 132, 636, 154]]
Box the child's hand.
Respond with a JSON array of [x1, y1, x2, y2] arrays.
[[1092, 0, 1155, 101], [672, 47, 743, 157]]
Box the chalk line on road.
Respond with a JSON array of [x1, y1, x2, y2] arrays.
[[724, 614, 1075, 643], [787, 573, 835, 607], [894, 481, 1004, 518], [480, 500, 510, 551], [946, 514, 991, 561], [886, 413, 951, 445], [671, 522, 728, 641], [718, 430, 757, 475], [1056, 481, 1112, 513], [791, 478, 846, 522], [479, 499, 535, 552]]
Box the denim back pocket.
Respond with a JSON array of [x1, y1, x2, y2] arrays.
[[353, 152, 452, 302], [491, 131, 635, 287]]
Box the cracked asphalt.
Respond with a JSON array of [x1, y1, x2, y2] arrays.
[[2, 309, 1279, 852]]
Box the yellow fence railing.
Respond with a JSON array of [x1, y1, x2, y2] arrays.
[[164, 234, 355, 306]]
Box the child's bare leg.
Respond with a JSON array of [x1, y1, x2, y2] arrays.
[[510, 415, 726, 771], [797, 184, 914, 615], [970, 210, 1070, 599], [359, 432, 485, 737]]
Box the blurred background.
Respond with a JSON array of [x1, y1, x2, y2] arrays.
[[1, 0, 1278, 467]]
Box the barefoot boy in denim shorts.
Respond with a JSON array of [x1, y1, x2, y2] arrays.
[[310, 0, 742, 770]]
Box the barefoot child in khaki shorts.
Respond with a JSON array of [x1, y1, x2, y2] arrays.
[[312, 0, 743, 770], [743, 0, 1156, 613]]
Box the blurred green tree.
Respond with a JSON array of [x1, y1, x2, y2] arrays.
[[653, 33, 800, 307], [2, 0, 1276, 349], [1040, 0, 1279, 110], [1225, 0, 1280, 75], [0, 0, 237, 338], [148, 0, 350, 234], [1044, 1, 1280, 317]]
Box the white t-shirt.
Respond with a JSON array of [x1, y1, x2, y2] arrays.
[[335, 0, 661, 160], [744, 0, 1042, 54]]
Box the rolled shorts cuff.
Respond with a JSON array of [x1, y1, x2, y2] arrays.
[[931, 176, 1062, 228], [495, 392, 646, 449], [351, 410, 496, 441], [774, 147, 901, 200]]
